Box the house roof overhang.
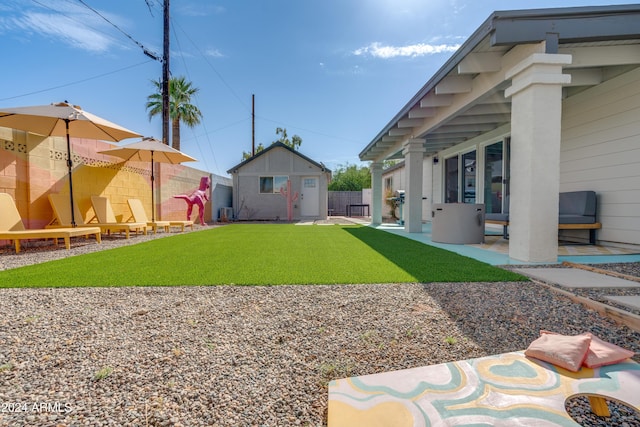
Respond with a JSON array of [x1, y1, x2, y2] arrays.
[[359, 4, 640, 162]]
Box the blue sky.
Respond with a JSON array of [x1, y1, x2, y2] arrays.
[[0, 0, 633, 176]]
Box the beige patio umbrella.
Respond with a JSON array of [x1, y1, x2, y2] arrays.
[[98, 137, 196, 221], [0, 102, 142, 226]]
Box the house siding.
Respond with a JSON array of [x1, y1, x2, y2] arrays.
[[561, 66, 640, 245]]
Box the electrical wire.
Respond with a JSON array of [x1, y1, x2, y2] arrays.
[[74, 0, 161, 61], [170, 23, 215, 173], [152, 1, 366, 169], [0, 61, 153, 102]]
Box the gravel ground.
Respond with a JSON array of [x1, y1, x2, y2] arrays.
[[0, 227, 639, 426]]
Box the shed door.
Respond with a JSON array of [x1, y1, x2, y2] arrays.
[[301, 176, 319, 216]]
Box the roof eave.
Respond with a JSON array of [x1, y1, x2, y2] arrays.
[[360, 4, 640, 162]]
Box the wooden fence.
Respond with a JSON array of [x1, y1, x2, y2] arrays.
[[328, 191, 363, 216]]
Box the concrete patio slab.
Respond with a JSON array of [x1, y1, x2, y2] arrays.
[[514, 268, 640, 288], [606, 295, 640, 311]]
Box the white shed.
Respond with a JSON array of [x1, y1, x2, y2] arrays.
[[227, 142, 331, 221]]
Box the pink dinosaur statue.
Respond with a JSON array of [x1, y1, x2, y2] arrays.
[[174, 176, 210, 225]]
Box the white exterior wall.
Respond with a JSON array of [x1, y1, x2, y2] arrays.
[[561, 66, 640, 246], [422, 157, 433, 222], [384, 162, 433, 221], [381, 166, 405, 218]]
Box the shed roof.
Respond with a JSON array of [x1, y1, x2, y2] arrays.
[[227, 142, 330, 174]]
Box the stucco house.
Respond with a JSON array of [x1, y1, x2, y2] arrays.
[[360, 4, 640, 263], [227, 142, 331, 221]]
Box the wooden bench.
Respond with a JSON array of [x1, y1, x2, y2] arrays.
[[485, 191, 601, 244]]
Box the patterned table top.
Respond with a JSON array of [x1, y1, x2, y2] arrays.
[[328, 351, 640, 426]]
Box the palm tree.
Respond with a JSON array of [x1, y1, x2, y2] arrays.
[[146, 76, 203, 151]]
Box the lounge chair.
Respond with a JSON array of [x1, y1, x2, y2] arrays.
[[89, 196, 149, 238], [126, 198, 170, 234], [48, 193, 146, 239], [0, 193, 101, 253], [127, 198, 193, 233]]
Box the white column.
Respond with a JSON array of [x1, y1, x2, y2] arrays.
[[403, 139, 425, 233], [370, 161, 383, 225], [505, 53, 572, 263]]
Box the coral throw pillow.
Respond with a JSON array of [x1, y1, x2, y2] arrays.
[[525, 332, 591, 372], [583, 334, 635, 368]]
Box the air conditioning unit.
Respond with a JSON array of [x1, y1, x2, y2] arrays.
[[219, 207, 233, 222]]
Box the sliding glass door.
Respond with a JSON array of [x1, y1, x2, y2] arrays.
[[444, 141, 509, 206], [445, 155, 459, 203], [463, 150, 476, 203], [483, 140, 510, 213]]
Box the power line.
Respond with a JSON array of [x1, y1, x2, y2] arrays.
[[171, 24, 216, 173], [171, 19, 249, 112], [74, 0, 161, 61], [0, 61, 153, 102]]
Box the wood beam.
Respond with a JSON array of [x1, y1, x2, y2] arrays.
[[428, 131, 484, 140], [478, 92, 509, 104], [458, 52, 503, 74], [398, 118, 424, 128], [560, 45, 640, 69], [436, 123, 498, 133], [435, 76, 473, 94], [381, 135, 400, 143], [565, 68, 603, 86], [408, 107, 436, 119], [447, 114, 509, 126], [420, 94, 453, 107], [388, 128, 411, 136], [464, 103, 512, 115]]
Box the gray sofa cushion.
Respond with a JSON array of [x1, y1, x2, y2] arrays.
[[485, 213, 509, 222], [559, 214, 596, 224], [559, 191, 597, 218]]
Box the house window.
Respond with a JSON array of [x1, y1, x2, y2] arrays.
[[462, 150, 476, 203], [384, 177, 393, 191], [445, 156, 459, 203], [260, 176, 289, 193]]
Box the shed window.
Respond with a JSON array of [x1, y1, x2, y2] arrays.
[[260, 176, 288, 193]]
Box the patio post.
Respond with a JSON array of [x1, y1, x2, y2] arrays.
[[505, 51, 572, 263], [370, 162, 383, 225], [403, 139, 425, 233]]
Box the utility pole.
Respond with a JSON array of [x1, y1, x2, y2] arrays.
[[252, 94, 255, 156], [162, 0, 170, 146]]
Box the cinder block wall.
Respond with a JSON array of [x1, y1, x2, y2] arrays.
[[0, 130, 216, 239]]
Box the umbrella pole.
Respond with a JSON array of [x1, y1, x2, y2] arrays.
[[151, 151, 155, 222], [65, 119, 76, 227]]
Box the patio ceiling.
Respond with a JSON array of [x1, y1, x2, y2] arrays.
[[359, 4, 640, 162]]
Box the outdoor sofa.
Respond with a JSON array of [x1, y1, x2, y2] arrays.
[[485, 191, 601, 243]]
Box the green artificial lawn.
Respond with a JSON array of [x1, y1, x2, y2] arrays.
[[0, 224, 527, 287]]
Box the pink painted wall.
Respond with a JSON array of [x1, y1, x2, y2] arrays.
[[0, 128, 211, 242]]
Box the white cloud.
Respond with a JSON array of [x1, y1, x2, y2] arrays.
[[353, 42, 460, 59], [16, 12, 114, 53], [178, 4, 225, 17], [1, 1, 122, 53], [205, 48, 224, 58]]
